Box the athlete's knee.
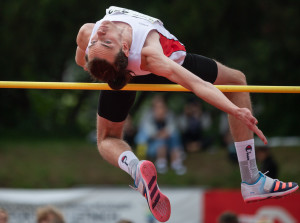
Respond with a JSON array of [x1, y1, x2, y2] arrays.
[[97, 136, 116, 148], [97, 135, 123, 152], [237, 70, 247, 85], [231, 70, 247, 86], [96, 137, 115, 157], [97, 137, 106, 155], [215, 62, 248, 86]]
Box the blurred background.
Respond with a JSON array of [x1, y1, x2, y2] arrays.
[[0, 0, 299, 222]]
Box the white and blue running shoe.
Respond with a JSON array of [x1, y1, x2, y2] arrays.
[[241, 172, 298, 203]]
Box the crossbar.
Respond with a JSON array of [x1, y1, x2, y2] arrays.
[[0, 81, 300, 93]]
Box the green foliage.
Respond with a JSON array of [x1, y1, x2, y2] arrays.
[[0, 0, 299, 137]]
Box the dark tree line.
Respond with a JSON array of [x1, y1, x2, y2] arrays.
[[0, 0, 299, 138]]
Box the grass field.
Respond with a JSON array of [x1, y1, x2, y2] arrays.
[[0, 137, 299, 189]]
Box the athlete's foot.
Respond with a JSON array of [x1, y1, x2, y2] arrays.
[[131, 160, 171, 222], [241, 172, 299, 203]]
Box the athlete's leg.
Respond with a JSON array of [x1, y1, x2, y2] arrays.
[[213, 62, 253, 142], [97, 115, 131, 166], [214, 62, 260, 184], [181, 53, 297, 201], [213, 62, 298, 202], [181, 54, 258, 182], [97, 90, 138, 173], [97, 90, 170, 222]]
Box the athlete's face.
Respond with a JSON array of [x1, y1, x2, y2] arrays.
[[87, 21, 123, 64]]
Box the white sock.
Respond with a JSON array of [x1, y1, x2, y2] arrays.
[[235, 139, 260, 184], [118, 151, 139, 180]]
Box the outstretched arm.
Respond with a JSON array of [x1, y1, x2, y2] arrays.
[[141, 47, 267, 144]]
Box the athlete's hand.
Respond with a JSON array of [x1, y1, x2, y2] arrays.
[[234, 108, 268, 145]]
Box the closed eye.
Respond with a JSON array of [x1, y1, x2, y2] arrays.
[[101, 43, 111, 48], [88, 40, 112, 49]]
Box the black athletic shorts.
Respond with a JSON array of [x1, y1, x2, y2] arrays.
[[98, 53, 218, 122]]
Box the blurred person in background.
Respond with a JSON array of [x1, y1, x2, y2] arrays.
[[135, 94, 186, 175], [178, 98, 213, 153], [218, 211, 239, 223], [256, 145, 278, 179], [123, 115, 137, 148], [36, 206, 65, 223], [75, 6, 298, 221], [219, 112, 237, 163], [0, 208, 8, 223]]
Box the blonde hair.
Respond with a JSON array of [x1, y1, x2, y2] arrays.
[[36, 206, 65, 223]]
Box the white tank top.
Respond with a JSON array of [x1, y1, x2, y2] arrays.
[[86, 6, 186, 76]]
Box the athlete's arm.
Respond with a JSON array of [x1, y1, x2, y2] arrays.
[[75, 23, 94, 70], [75, 46, 87, 69], [142, 47, 236, 114], [141, 46, 267, 144]]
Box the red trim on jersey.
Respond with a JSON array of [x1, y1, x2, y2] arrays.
[[159, 33, 186, 57]]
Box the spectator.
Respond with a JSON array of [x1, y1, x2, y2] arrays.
[[256, 145, 278, 179], [0, 208, 8, 223], [123, 115, 137, 147], [219, 113, 237, 163], [218, 211, 239, 223], [135, 95, 186, 175], [179, 99, 213, 153], [36, 206, 65, 223]]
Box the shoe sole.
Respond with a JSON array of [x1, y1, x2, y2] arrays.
[[140, 160, 171, 222], [244, 185, 299, 203]]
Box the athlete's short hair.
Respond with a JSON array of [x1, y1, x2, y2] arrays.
[[87, 49, 133, 90]]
